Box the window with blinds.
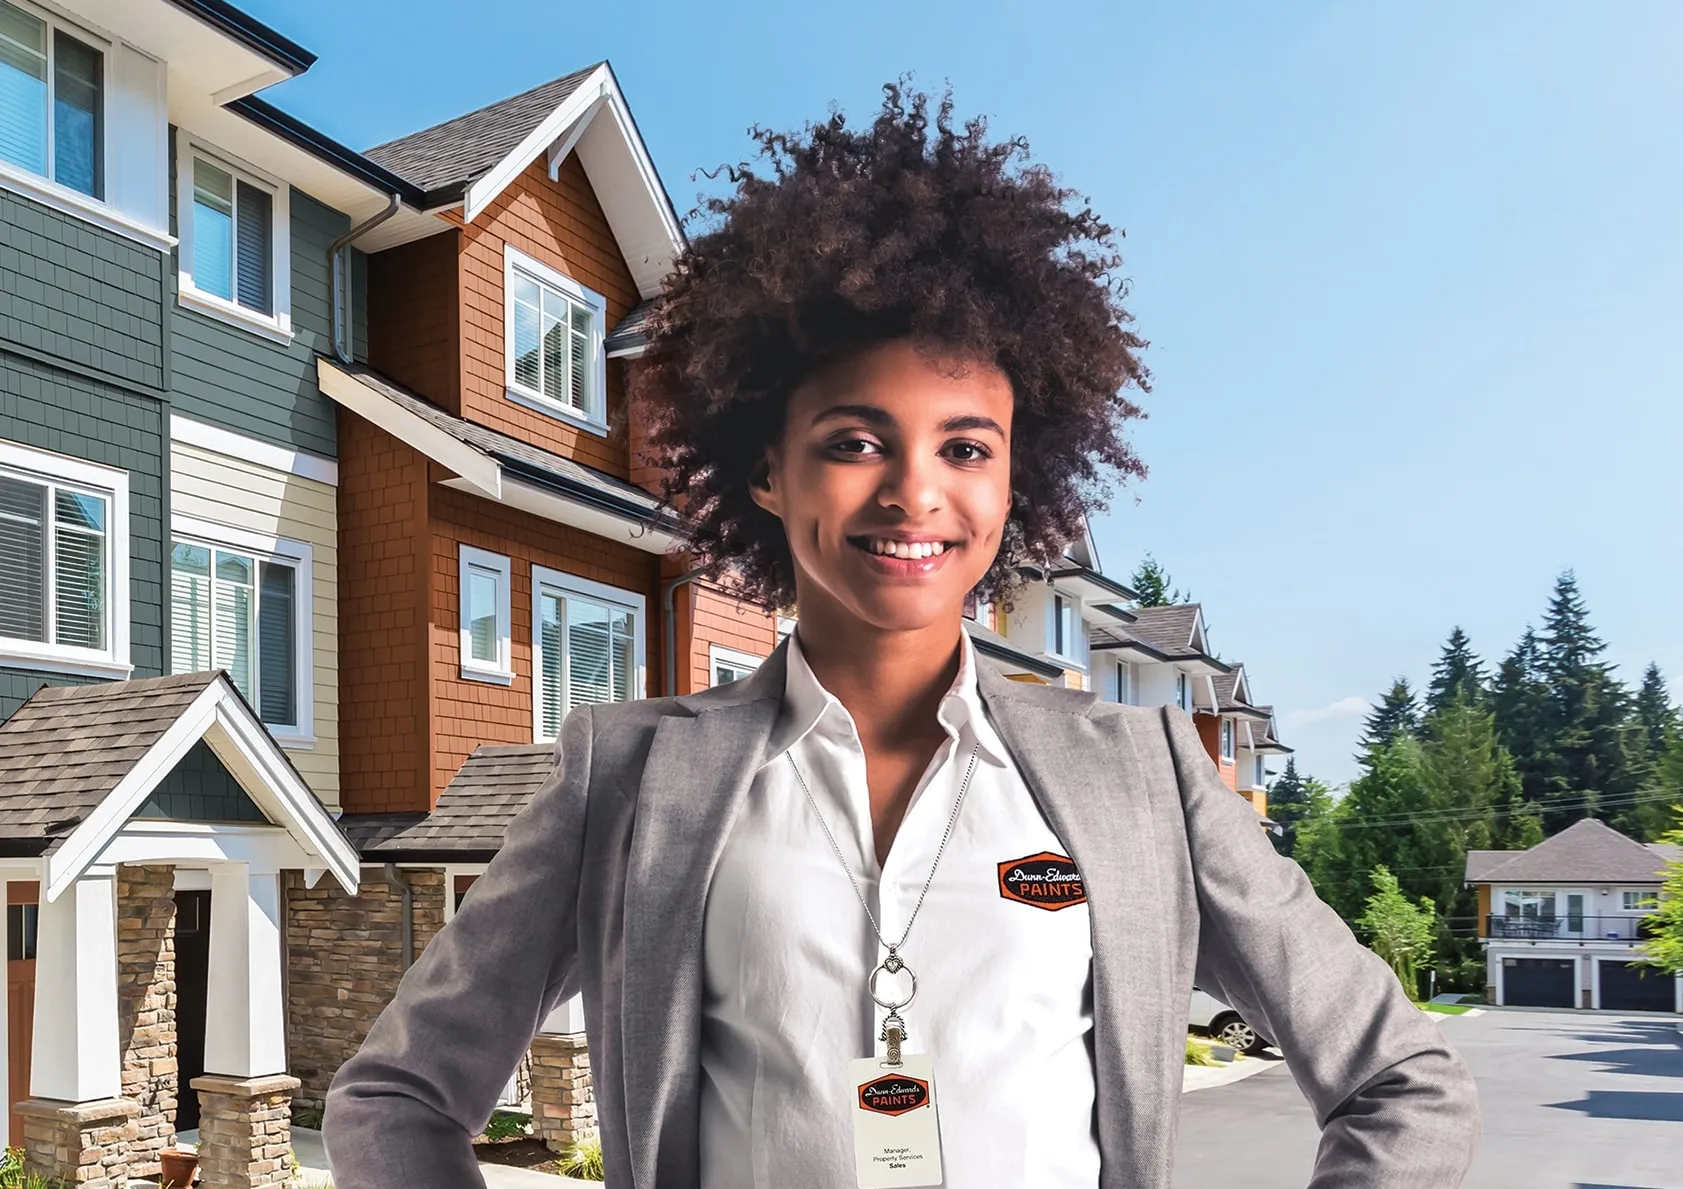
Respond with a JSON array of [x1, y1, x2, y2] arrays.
[[0, 1, 101, 198], [535, 585, 638, 741], [190, 156, 273, 315], [504, 247, 606, 428], [170, 540, 298, 730], [0, 470, 107, 652]]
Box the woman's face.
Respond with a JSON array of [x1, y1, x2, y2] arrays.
[[752, 338, 1014, 634]]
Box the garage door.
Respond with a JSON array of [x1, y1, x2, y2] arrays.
[[1502, 957, 1576, 1008], [1599, 961, 1677, 1012]]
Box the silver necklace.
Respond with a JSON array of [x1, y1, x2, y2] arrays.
[[786, 742, 980, 1065]]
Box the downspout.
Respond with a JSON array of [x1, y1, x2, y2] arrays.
[[382, 863, 414, 970], [662, 566, 708, 697], [328, 193, 402, 365]]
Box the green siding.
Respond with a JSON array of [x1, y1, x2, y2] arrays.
[[0, 188, 166, 392], [0, 351, 167, 722], [168, 134, 366, 458], [136, 739, 269, 823]]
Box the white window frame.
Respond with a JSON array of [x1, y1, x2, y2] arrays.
[[170, 514, 314, 743], [1109, 658, 1133, 704], [1048, 592, 1083, 664], [503, 244, 607, 436], [458, 544, 513, 685], [0, 1, 108, 196], [1622, 890, 1660, 912], [530, 565, 646, 743], [174, 134, 293, 344], [0, 439, 129, 678], [708, 644, 763, 688], [1175, 670, 1191, 712], [1220, 718, 1234, 761], [1254, 755, 1266, 788]]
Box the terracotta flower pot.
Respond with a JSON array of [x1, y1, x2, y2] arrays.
[[159, 1148, 199, 1187]]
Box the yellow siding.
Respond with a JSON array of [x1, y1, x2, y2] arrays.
[[169, 441, 340, 809]]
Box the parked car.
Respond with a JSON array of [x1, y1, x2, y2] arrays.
[[1189, 988, 1273, 1055]]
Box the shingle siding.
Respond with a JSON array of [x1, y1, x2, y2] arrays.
[[136, 739, 268, 822], [167, 132, 365, 457], [0, 188, 166, 392], [0, 350, 167, 721]]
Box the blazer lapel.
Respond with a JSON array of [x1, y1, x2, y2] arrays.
[[977, 669, 1181, 1189], [620, 646, 787, 1189]]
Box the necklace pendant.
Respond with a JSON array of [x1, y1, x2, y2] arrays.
[[884, 948, 904, 974]]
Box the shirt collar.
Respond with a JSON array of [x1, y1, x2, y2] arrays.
[[762, 628, 1012, 770]]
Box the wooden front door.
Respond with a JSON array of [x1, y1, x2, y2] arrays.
[[7, 881, 39, 1145]]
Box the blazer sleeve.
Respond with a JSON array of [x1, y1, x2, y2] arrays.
[[322, 703, 595, 1189], [1161, 707, 1480, 1188]]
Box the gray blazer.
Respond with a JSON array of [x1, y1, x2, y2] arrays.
[[324, 641, 1480, 1188]]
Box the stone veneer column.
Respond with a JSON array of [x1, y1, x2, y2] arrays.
[[116, 864, 179, 1181], [191, 1074, 300, 1189], [528, 1033, 595, 1153], [282, 868, 446, 1113], [14, 1096, 139, 1188]]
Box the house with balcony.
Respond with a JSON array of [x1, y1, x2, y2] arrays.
[[1465, 818, 1681, 1012]]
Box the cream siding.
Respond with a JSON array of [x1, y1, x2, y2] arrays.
[[169, 439, 340, 809]]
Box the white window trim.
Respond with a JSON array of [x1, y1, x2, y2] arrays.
[[169, 514, 314, 743], [1220, 718, 1235, 762], [1621, 890, 1660, 912], [174, 134, 293, 344], [530, 564, 646, 743], [0, 439, 130, 678], [708, 644, 763, 688], [458, 544, 513, 685], [502, 243, 608, 436], [1046, 592, 1085, 666]]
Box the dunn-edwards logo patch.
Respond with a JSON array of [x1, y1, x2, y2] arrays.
[[857, 1074, 931, 1117], [997, 851, 1086, 911]]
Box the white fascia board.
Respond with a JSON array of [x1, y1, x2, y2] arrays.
[[443, 474, 676, 555], [465, 65, 613, 224], [94, 822, 304, 873], [316, 359, 502, 498], [171, 414, 338, 485], [605, 342, 648, 360], [547, 96, 607, 179]]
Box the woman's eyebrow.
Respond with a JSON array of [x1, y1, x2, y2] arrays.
[[810, 404, 1006, 437]]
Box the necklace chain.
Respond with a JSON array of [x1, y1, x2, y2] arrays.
[[786, 742, 981, 956]]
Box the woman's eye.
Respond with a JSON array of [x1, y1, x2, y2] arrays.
[[947, 441, 991, 462], [831, 437, 881, 456]]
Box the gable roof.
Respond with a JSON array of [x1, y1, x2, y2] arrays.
[[1127, 604, 1204, 657], [1466, 817, 1680, 885], [0, 672, 358, 897], [364, 61, 684, 299], [366, 66, 601, 198], [341, 743, 557, 859]]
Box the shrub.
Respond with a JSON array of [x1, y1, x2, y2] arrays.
[[1184, 1036, 1216, 1067], [559, 1135, 605, 1181], [482, 1110, 529, 1142]]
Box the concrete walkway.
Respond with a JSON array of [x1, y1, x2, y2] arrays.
[[1181, 1050, 1288, 1093], [171, 1128, 597, 1187]]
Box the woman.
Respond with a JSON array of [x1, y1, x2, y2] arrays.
[[324, 86, 1479, 1189]]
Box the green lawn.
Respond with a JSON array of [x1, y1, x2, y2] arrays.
[[1421, 1001, 1474, 1015]]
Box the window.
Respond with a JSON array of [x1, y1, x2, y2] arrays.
[[1108, 658, 1133, 704], [710, 645, 763, 688], [1220, 719, 1234, 761], [1254, 756, 1265, 787], [0, 443, 127, 674], [1503, 890, 1553, 920], [0, 1, 102, 198], [171, 522, 311, 735], [504, 245, 607, 432], [1623, 891, 1659, 912], [176, 138, 290, 339], [6, 902, 37, 960], [1175, 671, 1191, 712], [458, 545, 512, 684], [1051, 594, 1079, 658], [532, 566, 645, 742]]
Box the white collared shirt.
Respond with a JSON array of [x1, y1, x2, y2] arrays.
[[699, 630, 1100, 1188]]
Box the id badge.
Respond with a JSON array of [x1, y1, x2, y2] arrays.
[[848, 1054, 944, 1188]]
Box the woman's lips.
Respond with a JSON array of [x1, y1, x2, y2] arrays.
[[848, 537, 958, 578]]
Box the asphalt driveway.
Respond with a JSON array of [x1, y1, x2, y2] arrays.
[[1172, 1009, 1683, 1189]]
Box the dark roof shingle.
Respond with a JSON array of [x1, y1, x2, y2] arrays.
[[1465, 817, 1677, 884], [365, 65, 601, 197], [1122, 605, 1203, 658], [341, 744, 558, 857]]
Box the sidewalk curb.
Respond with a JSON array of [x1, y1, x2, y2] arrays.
[[1181, 1054, 1285, 1093]]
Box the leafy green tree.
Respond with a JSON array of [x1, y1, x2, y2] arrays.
[[1537, 571, 1636, 833], [1427, 627, 1487, 715], [1265, 757, 1332, 860], [1127, 554, 1190, 608], [1358, 679, 1421, 767], [1356, 865, 1439, 999], [1635, 799, 1683, 978]]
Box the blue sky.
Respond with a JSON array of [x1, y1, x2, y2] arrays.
[[244, 0, 1682, 787]]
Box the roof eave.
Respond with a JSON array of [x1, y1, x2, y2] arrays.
[[165, 0, 316, 75]]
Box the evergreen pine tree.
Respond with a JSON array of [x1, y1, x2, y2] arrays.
[[1264, 757, 1332, 860], [1537, 571, 1636, 833], [1358, 679, 1421, 766], [1633, 663, 1678, 761], [1618, 665, 1682, 841], [1128, 554, 1188, 608], [1426, 627, 1487, 714], [1493, 627, 1557, 816]]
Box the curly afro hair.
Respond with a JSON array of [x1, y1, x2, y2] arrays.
[[633, 81, 1149, 610]]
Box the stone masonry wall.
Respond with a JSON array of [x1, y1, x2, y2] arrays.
[[528, 1033, 595, 1154], [192, 1074, 299, 1189], [117, 863, 178, 1179], [16, 1097, 139, 1188], [284, 868, 445, 1111]]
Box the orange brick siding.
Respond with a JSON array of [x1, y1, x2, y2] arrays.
[[367, 231, 462, 413], [457, 156, 642, 475], [336, 410, 433, 815], [427, 484, 662, 804], [684, 584, 778, 695], [1194, 714, 1239, 791]]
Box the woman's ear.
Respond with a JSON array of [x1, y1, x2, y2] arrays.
[[747, 451, 782, 520]]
